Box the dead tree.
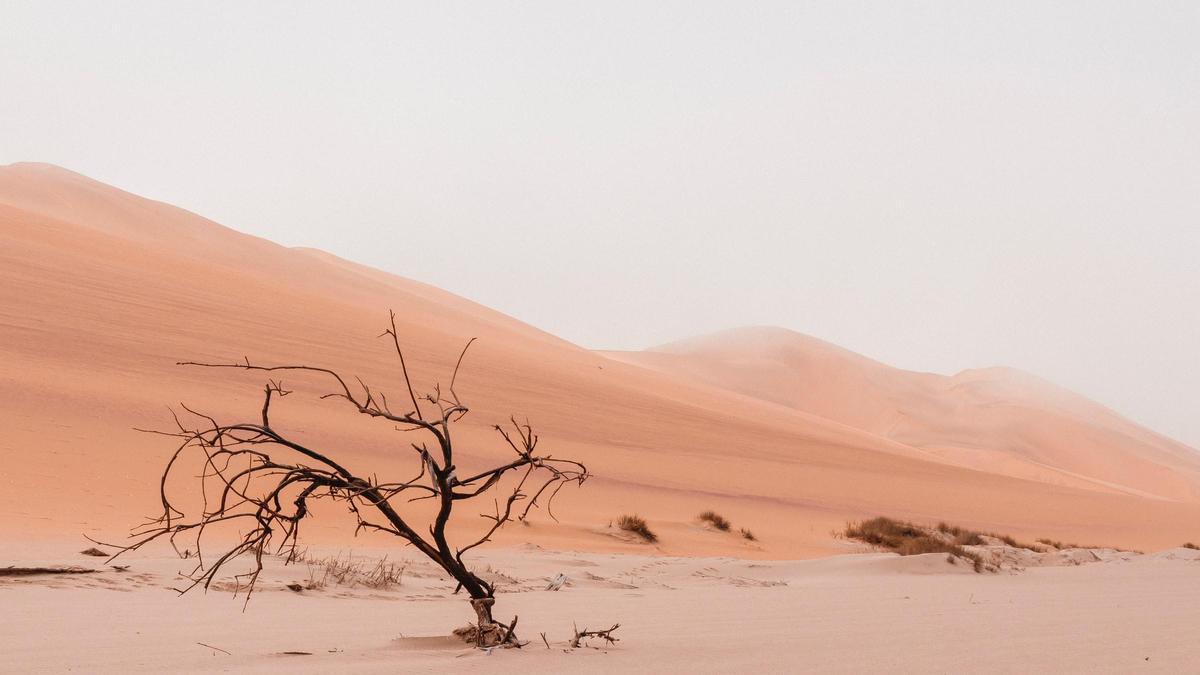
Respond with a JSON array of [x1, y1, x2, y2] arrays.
[[104, 311, 588, 648]]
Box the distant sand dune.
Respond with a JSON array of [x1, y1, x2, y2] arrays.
[[607, 325, 1200, 502]]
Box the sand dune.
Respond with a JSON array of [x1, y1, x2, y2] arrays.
[[2, 162, 1199, 559], [608, 326, 1200, 502]]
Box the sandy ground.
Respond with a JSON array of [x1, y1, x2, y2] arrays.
[[4, 163, 1200, 672], [4, 540, 1200, 674]]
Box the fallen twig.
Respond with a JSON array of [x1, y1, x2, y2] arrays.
[[570, 622, 620, 648], [0, 566, 97, 577], [197, 642, 231, 655]]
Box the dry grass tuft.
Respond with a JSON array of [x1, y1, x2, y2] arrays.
[[740, 527, 757, 541], [935, 522, 984, 546], [1183, 542, 1199, 550], [295, 553, 407, 591], [1036, 537, 1081, 550], [991, 533, 1039, 550], [617, 514, 658, 543], [937, 521, 1037, 550], [79, 547, 109, 557], [698, 511, 732, 531], [847, 517, 985, 572]]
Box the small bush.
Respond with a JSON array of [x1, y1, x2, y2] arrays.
[[698, 511, 731, 531], [1183, 542, 1199, 550], [740, 527, 757, 541], [617, 514, 657, 543], [845, 517, 923, 548]]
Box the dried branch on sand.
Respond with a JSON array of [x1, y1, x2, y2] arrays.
[[570, 623, 620, 648], [1, 566, 97, 576]]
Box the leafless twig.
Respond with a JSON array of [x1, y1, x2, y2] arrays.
[[570, 623, 620, 648]]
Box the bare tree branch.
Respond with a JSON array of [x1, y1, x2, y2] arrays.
[[102, 311, 589, 646]]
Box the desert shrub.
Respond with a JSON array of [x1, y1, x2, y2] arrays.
[[955, 532, 986, 546], [740, 527, 757, 541], [991, 533, 1039, 550], [617, 514, 657, 543], [935, 522, 984, 545], [844, 517, 924, 548], [698, 511, 732, 531], [936, 522, 961, 536], [846, 517, 984, 572], [936, 520, 1039, 549], [1183, 542, 1199, 550]]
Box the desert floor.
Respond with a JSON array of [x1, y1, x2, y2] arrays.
[[4, 540, 1200, 674], [4, 166, 1200, 674]]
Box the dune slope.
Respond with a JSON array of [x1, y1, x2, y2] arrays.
[[2, 162, 1199, 556], [608, 326, 1200, 502]]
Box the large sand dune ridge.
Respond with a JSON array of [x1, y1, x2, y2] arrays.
[[2, 162, 1198, 556]]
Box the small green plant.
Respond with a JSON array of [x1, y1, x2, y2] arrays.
[[617, 514, 658, 543], [698, 511, 732, 531]]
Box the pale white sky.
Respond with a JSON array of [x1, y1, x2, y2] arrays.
[[2, 2, 1198, 446]]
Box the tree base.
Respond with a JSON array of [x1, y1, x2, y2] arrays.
[[451, 597, 517, 648]]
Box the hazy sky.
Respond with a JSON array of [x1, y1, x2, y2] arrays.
[[2, 2, 1198, 446]]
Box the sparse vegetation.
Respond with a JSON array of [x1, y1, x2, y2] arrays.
[[698, 511, 731, 531], [936, 522, 984, 545], [936, 521, 1037, 550], [1036, 537, 1081, 550], [846, 517, 985, 572], [1183, 542, 1199, 550], [740, 527, 757, 541], [79, 547, 109, 557], [617, 514, 658, 543], [991, 533, 1038, 550], [297, 553, 407, 591]]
